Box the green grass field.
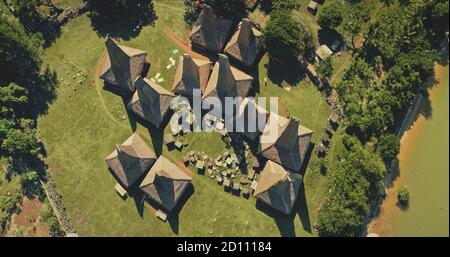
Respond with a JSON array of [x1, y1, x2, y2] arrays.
[[36, 0, 340, 236]]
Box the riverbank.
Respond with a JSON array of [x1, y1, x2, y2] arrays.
[[368, 63, 449, 236]]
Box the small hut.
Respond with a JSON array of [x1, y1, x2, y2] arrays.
[[254, 161, 303, 215], [128, 77, 175, 128], [320, 134, 330, 147], [172, 54, 212, 97], [189, 5, 233, 52], [307, 1, 318, 15], [316, 45, 333, 62], [224, 18, 263, 67], [105, 133, 157, 190], [139, 156, 193, 212], [99, 37, 148, 93], [317, 144, 327, 157], [328, 112, 339, 130], [258, 113, 313, 172]]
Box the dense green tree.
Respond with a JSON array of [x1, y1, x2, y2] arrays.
[[262, 10, 303, 63], [0, 83, 29, 116], [317, 57, 334, 80], [84, 0, 156, 34], [397, 186, 410, 204], [20, 171, 41, 195], [377, 134, 400, 161], [317, 1, 345, 30], [425, 0, 449, 43], [183, 0, 248, 25], [0, 16, 42, 86], [1, 129, 41, 158], [11, 0, 43, 25], [318, 138, 385, 236]]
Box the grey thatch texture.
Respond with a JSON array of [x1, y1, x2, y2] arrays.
[[128, 77, 175, 128], [224, 18, 263, 67], [105, 133, 156, 190], [172, 54, 212, 97], [189, 4, 233, 52], [140, 156, 192, 212], [254, 160, 303, 214], [203, 54, 253, 101], [259, 113, 313, 172], [99, 37, 147, 93]]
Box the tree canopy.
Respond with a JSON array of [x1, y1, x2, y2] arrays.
[[317, 1, 345, 30], [262, 10, 305, 63]]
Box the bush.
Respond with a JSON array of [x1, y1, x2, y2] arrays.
[[397, 186, 409, 204], [317, 57, 334, 80]]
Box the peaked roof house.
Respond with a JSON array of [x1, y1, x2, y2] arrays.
[[224, 18, 263, 67], [128, 77, 175, 128], [233, 97, 269, 141], [189, 4, 233, 52], [105, 133, 157, 190], [203, 54, 253, 102], [99, 37, 148, 93], [140, 156, 193, 212], [254, 160, 303, 214], [258, 113, 313, 172], [172, 54, 212, 97]]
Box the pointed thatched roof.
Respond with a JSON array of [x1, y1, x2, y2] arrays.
[[140, 156, 192, 212], [105, 133, 157, 190], [128, 77, 175, 128], [203, 54, 253, 101], [99, 37, 147, 93], [172, 54, 212, 97], [189, 4, 233, 52], [254, 160, 303, 214], [224, 18, 263, 67], [259, 113, 313, 172], [234, 97, 269, 141]]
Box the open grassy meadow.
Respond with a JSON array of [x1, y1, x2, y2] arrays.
[[36, 0, 341, 236]]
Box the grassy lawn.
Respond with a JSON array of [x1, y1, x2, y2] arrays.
[[37, 0, 336, 236]]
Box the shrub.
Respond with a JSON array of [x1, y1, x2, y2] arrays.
[[397, 186, 409, 204]]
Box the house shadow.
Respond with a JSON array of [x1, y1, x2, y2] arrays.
[[255, 200, 296, 237], [88, 2, 158, 40], [265, 58, 306, 87], [318, 28, 344, 49], [128, 187, 146, 218], [293, 183, 312, 234], [167, 184, 195, 235]]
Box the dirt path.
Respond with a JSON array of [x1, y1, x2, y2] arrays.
[[163, 26, 211, 60]]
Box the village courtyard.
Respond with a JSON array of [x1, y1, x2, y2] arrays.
[[36, 0, 342, 236]]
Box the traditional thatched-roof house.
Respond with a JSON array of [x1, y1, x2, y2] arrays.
[[139, 156, 192, 212], [105, 133, 157, 190], [234, 97, 269, 141], [203, 54, 253, 102], [224, 18, 263, 67], [254, 160, 303, 214], [99, 37, 148, 93], [189, 5, 233, 52], [258, 113, 313, 172], [172, 54, 212, 97], [128, 77, 175, 128]]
